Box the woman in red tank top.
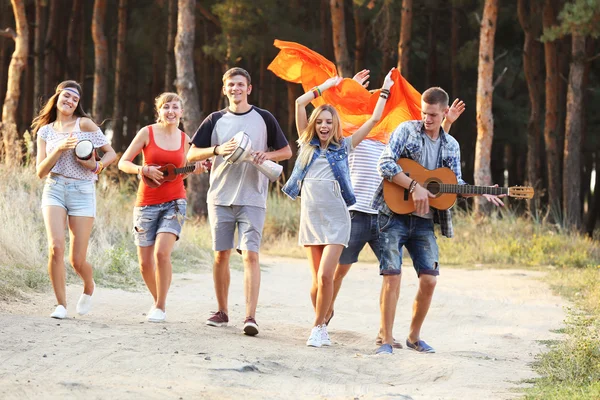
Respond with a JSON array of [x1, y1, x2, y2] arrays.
[[118, 92, 206, 322]]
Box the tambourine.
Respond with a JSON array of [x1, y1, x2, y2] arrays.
[[75, 140, 94, 160]]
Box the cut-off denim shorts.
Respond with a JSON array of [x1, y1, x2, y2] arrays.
[[339, 211, 381, 265], [378, 213, 440, 277], [132, 199, 187, 247], [41, 174, 96, 217]]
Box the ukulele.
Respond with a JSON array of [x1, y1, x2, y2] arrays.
[[383, 158, 534, 214], [142, 159, 212, 188]]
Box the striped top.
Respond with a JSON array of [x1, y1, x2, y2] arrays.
[[347, 139, 385, 214]]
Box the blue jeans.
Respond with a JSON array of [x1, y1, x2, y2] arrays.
[[132, 199, 187, 247], [378, 213, 439, 276], [339, 211, 381, 264]]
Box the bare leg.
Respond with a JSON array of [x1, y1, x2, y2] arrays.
[[325, 263, 352, 322], [380, 274, 401, 345], [242, 250, 260, 318], [313, 244, 343, 326], [67, 216, 96, 295], [137, 245, 157, 304], [154, 233, 177, 311], [305, 246, 323, 311], [213, 250, 231, 314], [43, 206, 68, 306], [408, 274, 437, 343]]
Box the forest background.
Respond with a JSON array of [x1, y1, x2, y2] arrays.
[[1, 0, 600, 398], [0, 0, 599, 230]]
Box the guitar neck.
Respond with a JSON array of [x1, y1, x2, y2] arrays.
[[173, 165, 196, 175], [439, 184, 508, 196]]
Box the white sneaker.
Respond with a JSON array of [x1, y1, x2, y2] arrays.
[[50, 305, 67, 319], [76, 294, 93, 315], [147, 308, 166, 322], [321, 325, 332, 346], [306, 325, 322, 347]]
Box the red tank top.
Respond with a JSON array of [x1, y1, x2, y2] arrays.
[[135, 126, 187, 206]]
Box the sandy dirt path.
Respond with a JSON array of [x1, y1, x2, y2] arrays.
[[0, 256, 565, 399]]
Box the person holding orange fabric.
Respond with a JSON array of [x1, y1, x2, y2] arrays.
[[118, 92, 205, 323], [282, 70, 394, 348]]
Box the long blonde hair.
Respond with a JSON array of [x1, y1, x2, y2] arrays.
[[31, 80, 91, 135], [297, 104, 343, 168]]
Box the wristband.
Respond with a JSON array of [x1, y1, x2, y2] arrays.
[[409, 180, 418, 194], [213, 145, 219, 156], [95, 161, 104, 175]]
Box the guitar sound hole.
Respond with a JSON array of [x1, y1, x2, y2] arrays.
[[426, 181, 441, 195]]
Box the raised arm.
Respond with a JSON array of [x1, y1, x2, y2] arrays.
[[295, 76, 342, 134], [350, 68, 394, 148], [441, 98, 465, 133]]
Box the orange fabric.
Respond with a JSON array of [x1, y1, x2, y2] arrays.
[[267, 39, 422, 144]]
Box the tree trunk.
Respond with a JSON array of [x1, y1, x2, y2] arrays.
[[175, 0, 208, 216], [450, 5, 460, 98], [43, 0, 58, 95], [78, 1, 85, 85], [329, 0, 352, 77], [562, 35, 585, 231], [91, 0, 108, 123], [517, 0, 544, 218], [164, 0, 176, 92], [425, 8, 438, 88], [473, 0, 498, 215], [397, 0, 412, 78], [321, 0, 334, 60], [33, 0, 46, 115], [353, 2, 366, 73], [0, 0, 29, 166], [67, 0, 82, 80], [112, 0, 127, 153], [542, 0, 561, 219], [381, 0, 393, 74]]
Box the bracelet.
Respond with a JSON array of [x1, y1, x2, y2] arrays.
[[409, 180, 418, 194], [379, 94, 388, 99], [91, 162, 99, 174], [95, 160, 104, 175], [381, 88, 390, 95], [311, 86, 321, 99], [213, 145, 219, 156]]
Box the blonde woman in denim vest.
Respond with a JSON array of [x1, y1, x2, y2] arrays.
[[33, 80, 117, 319], [283, 69, 394, 347]]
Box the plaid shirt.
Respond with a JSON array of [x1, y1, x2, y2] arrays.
[[371, 120, 466, 238]]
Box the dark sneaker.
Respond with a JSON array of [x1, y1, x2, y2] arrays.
[[406, 338, 435, 353], [206, 311, 228, 327], [375, 335, 403, 349], [376, 343, 393, 355], [243, 317, 259, 336]]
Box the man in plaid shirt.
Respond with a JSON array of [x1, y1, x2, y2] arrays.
[[373, 87, 505, 355]]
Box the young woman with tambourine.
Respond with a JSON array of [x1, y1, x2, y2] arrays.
[[118, 92, 206, 322], [33, 80, 117, 320]]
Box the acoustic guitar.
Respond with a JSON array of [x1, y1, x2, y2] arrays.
[[383, 158, 534, 214], [142, 160, 211, 188]]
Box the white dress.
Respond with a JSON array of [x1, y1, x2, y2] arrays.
[[298, 139, 353, 246]]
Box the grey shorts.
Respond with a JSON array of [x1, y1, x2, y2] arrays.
[[132, 199, 187, 247], [208, 203, 266, 253]]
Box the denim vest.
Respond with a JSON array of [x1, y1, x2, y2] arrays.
[[282, 137, 356, 206]]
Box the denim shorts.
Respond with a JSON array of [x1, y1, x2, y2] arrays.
[[208, 204, 265, 253], [378, 213, 439, 277], [132, 199, 187, 247], [41, 174, 96, 217], [339, 211, 381, 264]]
